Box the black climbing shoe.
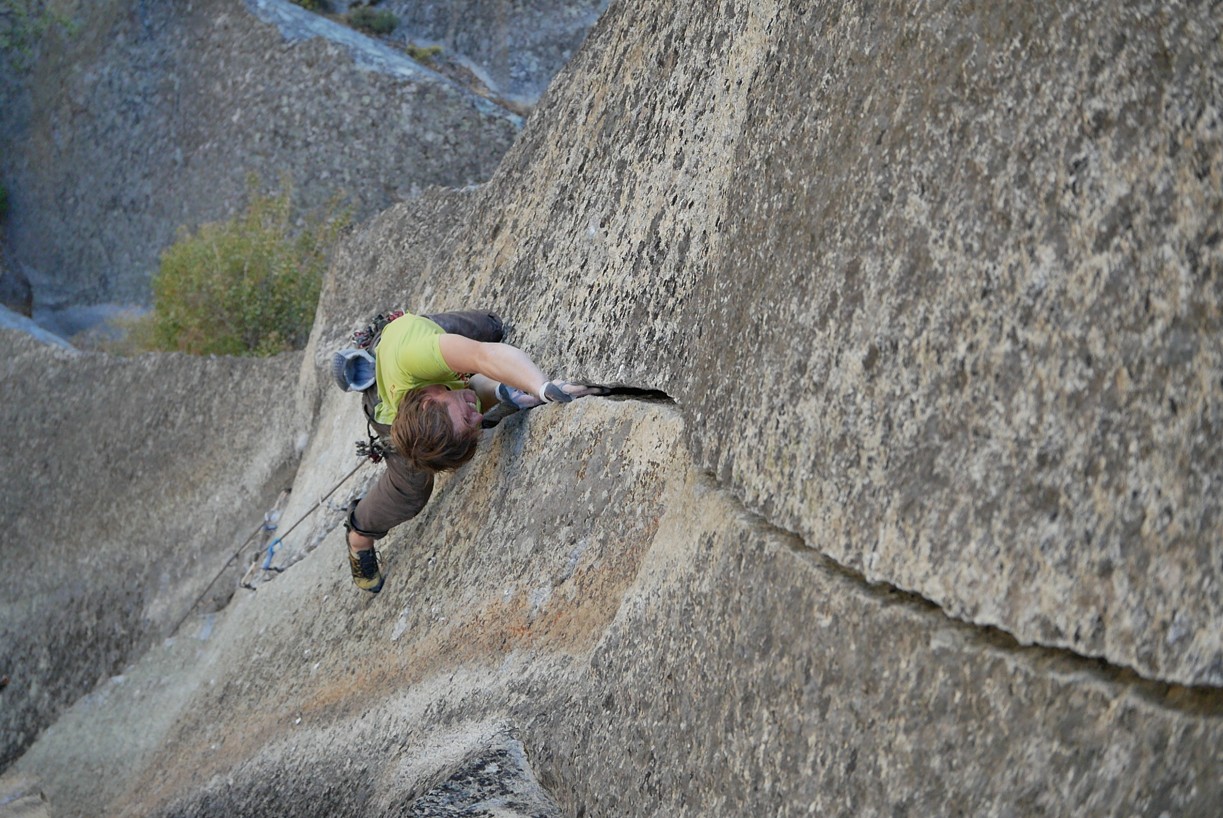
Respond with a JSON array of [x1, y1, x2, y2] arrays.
[[348, 547, 384, 593]]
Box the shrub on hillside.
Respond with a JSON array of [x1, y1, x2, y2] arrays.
[[125, 182, 349, 357], [0, 0, 73, 71], [347, 8, 398, 36], [405, 43, 444, 66]]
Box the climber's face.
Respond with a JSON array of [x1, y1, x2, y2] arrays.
[[426, 385, 483, 436]]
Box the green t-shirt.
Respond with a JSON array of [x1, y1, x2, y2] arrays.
[[373, 314, 469, 425]]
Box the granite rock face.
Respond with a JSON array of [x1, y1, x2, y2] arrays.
[[0, 330, 307, 769], [11, 387, 1221, 817], [437, 0, 1223, 687], [3, 0, 1221, 815], [348, 0, 610, 107]]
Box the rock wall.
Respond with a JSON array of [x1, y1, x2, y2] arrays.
[[0, 330, 309, 769], [3, 0, 1221, 815], [444, 0, 1223, 687], [10, 296, 1221, 815], [351, 0, 610, 107], [0, 0, 521, 331]]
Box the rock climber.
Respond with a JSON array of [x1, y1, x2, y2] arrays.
[[332, 309, 594, 593]]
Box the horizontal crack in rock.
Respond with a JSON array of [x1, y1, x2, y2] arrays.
[[483, 392, 1221, 711], [675, 461, 1223, 714], [773, 525, 1223, 713], [590, 384, 675, 403]]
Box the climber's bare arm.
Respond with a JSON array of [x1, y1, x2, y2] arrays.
[[438, 335, 552, 397], [441, 334, 607, 407]]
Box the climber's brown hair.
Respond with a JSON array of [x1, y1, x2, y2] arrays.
[[391, 387, 481, 472]]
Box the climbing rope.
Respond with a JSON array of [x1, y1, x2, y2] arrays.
[[170, 459, 368, 636]]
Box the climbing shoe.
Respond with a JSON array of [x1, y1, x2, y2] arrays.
[[348, 547, 384, 593]]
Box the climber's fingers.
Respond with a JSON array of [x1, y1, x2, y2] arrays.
[[496, 383, 542, 409], [540, 382, 575, 403], [553, 381, 609, 399]]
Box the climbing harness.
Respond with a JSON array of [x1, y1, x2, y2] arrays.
[[345, 308, 405, 461], [332, 309, 402, 392]]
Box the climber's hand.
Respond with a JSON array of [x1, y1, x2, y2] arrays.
[[552, 381, 610, 399], [497, 383, 541, 409], [539, 381, 575, 404], [498, 380, 605, 409]]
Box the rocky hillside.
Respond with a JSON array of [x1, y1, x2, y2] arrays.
[[325, 0, 610, 107], [2, 0, 1221, 815], [0, 0, 527, 334]]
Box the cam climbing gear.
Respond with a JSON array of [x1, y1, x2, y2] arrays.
[[171, 459, 368, 635], [356, 420, 394, 463], [351, 309, 404, 349]]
